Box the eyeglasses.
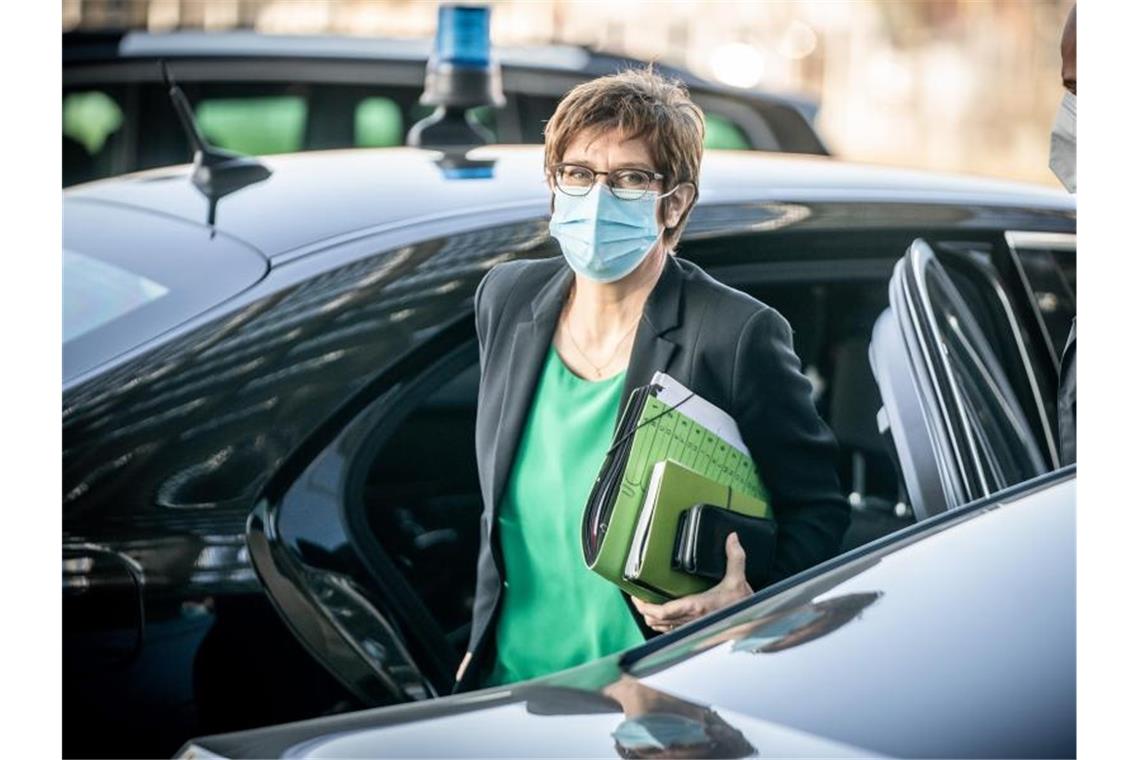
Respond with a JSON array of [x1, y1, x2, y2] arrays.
[[551, 162, 667, 201]]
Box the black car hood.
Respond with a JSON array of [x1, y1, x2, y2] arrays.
[[181, 468, 1074, 759]]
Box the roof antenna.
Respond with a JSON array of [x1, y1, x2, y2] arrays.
[[160, 60, 271, 228]]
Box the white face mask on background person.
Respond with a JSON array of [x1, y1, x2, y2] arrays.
[[1049, 91, 1076, 193]]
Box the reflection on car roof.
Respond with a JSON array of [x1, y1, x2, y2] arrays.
[[65, 145, 1072, 262]]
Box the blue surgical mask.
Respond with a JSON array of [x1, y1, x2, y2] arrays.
[[549, 183, 680, 283]]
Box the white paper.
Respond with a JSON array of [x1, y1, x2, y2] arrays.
[[623, 460, 668, 579], [650, 371, 751, 456]]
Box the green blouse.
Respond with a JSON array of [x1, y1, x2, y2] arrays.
[[483, 343, 646, 686]]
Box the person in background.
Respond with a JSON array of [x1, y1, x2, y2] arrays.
[[1052, 5, 1076, 465]]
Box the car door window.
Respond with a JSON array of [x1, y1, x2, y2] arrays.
[[870, 239, 1052, 521], [195, 95, 308, 156], [515, 94, 559, 143], [922, 261, 1049, 492], [355, 96, 404, 148], [1005, 232, 1076, 363], [704, 113, 752, 150], [935, 244, 1060, 468], [914, 241, 1049, 498], [63, 88, 126, 186]]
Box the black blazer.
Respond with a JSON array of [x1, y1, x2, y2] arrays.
[[456, 253, 849, 691]]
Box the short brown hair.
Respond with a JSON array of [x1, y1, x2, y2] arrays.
[[543, 67, 705, 248]]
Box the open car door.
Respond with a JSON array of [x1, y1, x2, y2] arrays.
[[245, 324, 482, 709], [869, 239, 1050, 520]]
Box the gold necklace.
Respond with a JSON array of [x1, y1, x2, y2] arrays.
[[562, 283, 639, 378]]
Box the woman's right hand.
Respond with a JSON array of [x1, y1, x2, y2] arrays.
[[456, 651, 473, 682], [631, 532, 752, 633]]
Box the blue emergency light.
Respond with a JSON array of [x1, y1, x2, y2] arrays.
[[408, 4, 505, 160], [408, 2, 501, 154], [434, 5, 492, 67], [417, 4, 505, 111]]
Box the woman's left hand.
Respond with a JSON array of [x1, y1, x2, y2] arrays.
[[630, 532, 753, 633]]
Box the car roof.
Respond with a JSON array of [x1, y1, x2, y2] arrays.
[[62, 29, 820, 118], [65, 145, 1074, 263], [67, 29, 635, 73]]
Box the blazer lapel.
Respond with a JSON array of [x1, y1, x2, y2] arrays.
[[615, 254, 684, 431], [488, 254, 686, 515], [488, 264, 573, 517]]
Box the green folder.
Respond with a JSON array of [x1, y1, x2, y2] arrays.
[[581, 380, 770, 602], [623, 459, 770, 602]]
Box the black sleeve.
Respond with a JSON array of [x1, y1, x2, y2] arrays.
[[730, 307, 850, 587]]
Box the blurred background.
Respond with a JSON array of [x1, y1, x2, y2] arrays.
[[62, 0, 1073, 186]]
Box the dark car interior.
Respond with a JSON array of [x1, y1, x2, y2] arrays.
[[348, 226, 1073, 669], [361, 362, 483, 652]]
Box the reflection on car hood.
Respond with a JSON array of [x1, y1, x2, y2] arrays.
[[181, 469, 1074, 759]]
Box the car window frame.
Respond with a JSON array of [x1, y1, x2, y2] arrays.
[[921, 262, 1051, 489], [888, 240, 1050, 508], [935, 244, 1061, 469], [1003, 231, 1077, 369]]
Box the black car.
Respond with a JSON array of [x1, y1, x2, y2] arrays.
[[63, 144, 1074, 758], [62, 29, 828, 187]]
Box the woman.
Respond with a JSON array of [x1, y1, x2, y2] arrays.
[[454, 68, 849, 691]]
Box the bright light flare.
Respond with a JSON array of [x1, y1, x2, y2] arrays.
[[780, 20, 818, 60], [709, 42, 765, 89]]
